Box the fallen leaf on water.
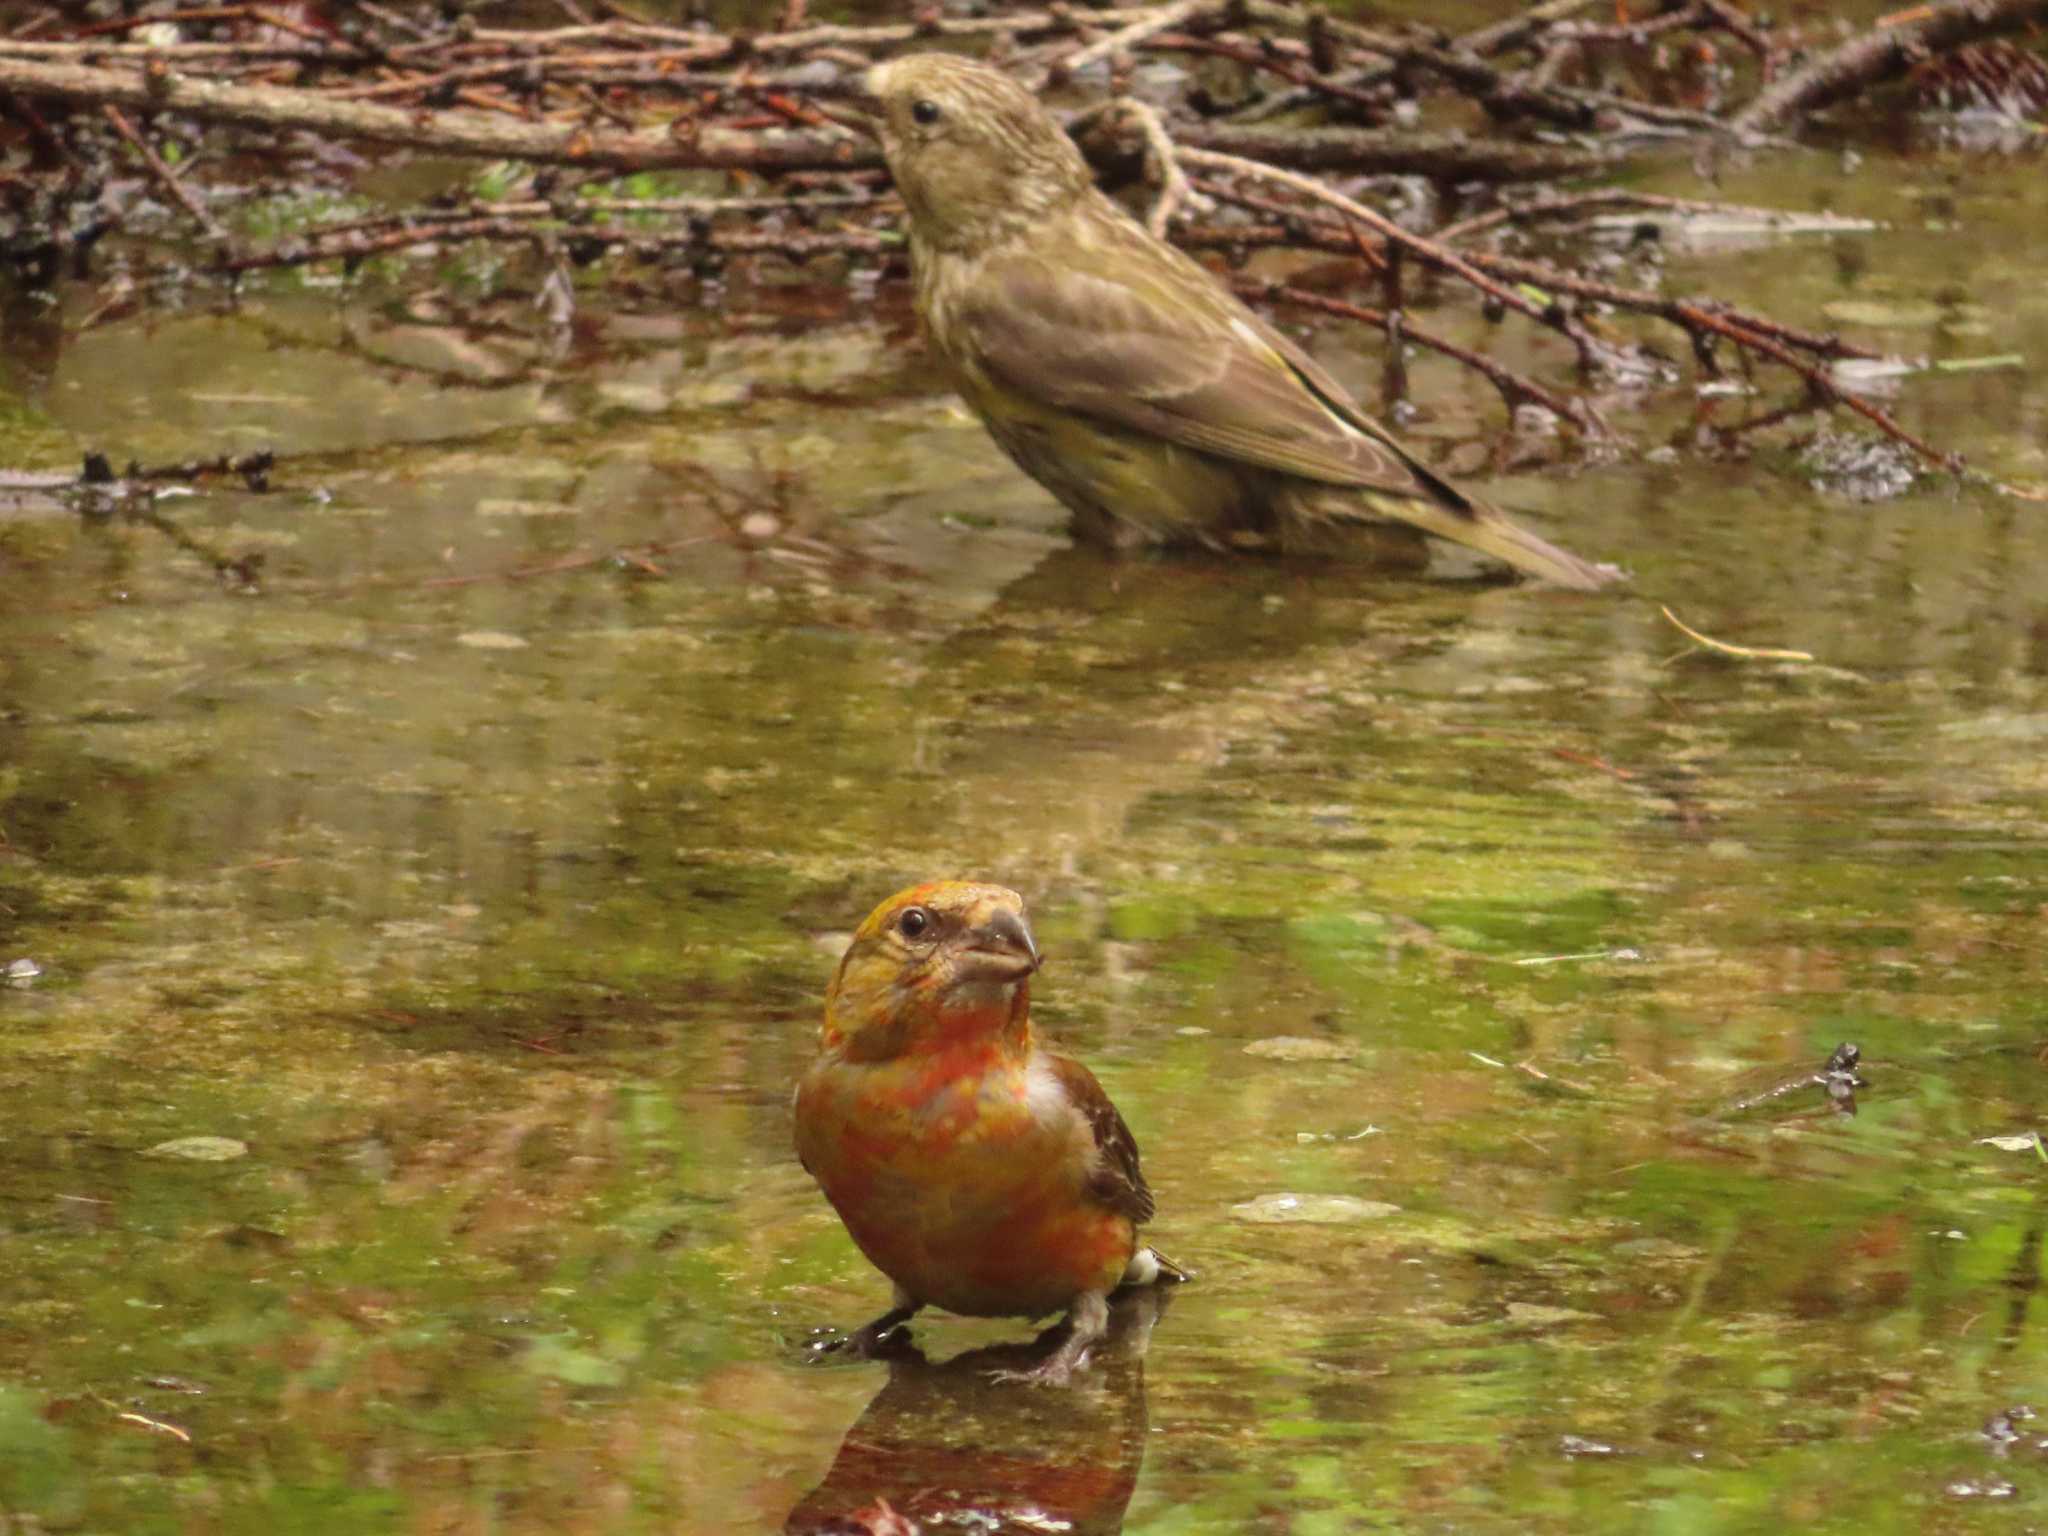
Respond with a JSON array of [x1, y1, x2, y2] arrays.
[[143, 1137, 248, 1162]]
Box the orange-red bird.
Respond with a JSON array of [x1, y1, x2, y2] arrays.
[[795, 881, 1180, 1384]]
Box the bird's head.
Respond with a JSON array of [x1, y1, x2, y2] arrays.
[[823, 53, 1093, 252], [822, 880, 1042, 1061]]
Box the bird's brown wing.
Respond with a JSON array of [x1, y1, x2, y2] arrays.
[[961, 234, 1617, 589], [1045, 1051, 1155, 1226], [962, 240, 1472, 507]]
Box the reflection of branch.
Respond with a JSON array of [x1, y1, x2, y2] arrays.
[[1456, 250, 1873, 366], [413, 537, 710, 590], [207, 211, 890, 276], [1455, 252, 1956, 469], [1664, 302, 1961, 471]]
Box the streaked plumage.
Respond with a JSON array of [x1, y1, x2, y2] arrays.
[[834, 53, 1617, 589], [794, 881, 1179, 1384]]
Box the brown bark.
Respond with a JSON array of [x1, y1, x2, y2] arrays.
[[1734, 0, 2048, 132], [0, 55, 883, 174], [0, 53, 1607, 185]]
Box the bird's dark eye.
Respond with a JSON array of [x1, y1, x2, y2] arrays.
[[911, 99, 941, 127], [898, 907, 931, 939]]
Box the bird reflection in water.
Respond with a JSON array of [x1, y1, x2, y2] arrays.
[[786, 1284, 1171, 1536]]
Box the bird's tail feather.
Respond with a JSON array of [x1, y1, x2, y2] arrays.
[[1120, 1246, 1191, 1288], [1341, 492, 1621, 591]]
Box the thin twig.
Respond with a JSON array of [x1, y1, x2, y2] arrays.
[[102, 104, 233, 251], [1042, 0, 1207, 85], [1235, 279, 1614, 440], [1180, 145, 1557, 329], [1109, 96, 1196, 236], [203, 212, 890, 275], [1735, 0, 2048, 131], [1138, 29, 1398, 114], [1661, 605, 1815, 661]]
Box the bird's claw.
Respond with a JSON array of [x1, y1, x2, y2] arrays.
[[851, 1325, 914, 1357], [806, 1322, 913, 1362], [985, 1347, 1089, 1387], [986, 1363, 1072, 1387], [805, 1334, 852, 1362]]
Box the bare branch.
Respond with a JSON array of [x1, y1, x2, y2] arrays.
[[0, 54, 880, 173], [1735, 0, 2048, 132]]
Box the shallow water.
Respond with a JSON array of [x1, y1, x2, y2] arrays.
[[4, 78, 2048, 1536]]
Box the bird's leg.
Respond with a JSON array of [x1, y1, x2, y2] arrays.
[[989, 1289, 1110, 1387], [837, 1287, 922, 1357]]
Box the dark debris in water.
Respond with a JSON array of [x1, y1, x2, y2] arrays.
[[1945, 1476, 2019, 1500], [2, 450, 281, 592], [1984, 1404, 2041, 1455], [1722, 1042, 1868, 1119]]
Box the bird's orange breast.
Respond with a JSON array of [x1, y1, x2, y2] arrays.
[[795, 1043, 1136, 1319]]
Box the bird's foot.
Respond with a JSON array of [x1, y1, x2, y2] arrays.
[[985, 1290, 1108, 1386], [845, 1320, 917, 1358], [808, 1328, 902, 1359], [985, 1350, 1085, 1388], [807, 1325, 915, 1363], [807, 1300, 922, 1361]]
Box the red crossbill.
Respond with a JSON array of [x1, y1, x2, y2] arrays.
[[794, 881, 1180, 1385], [827, 53, 1615, 589]]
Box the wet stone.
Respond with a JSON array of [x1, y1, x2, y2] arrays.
[[1243, 1036, 1359, 1062], [1231, 1194, 1401, 1225], [142, 1137, 249, 1162]]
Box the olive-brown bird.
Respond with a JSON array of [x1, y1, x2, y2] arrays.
[[827, 53, 1616, 589], [794, 881, 1180, 1385]]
